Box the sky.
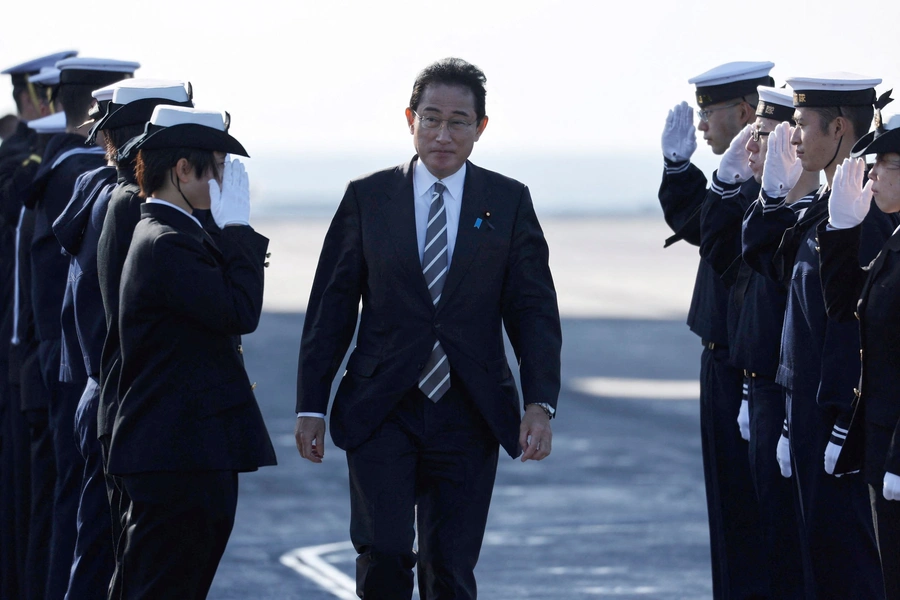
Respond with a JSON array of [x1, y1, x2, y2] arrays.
[[2, 0, 899, 212]]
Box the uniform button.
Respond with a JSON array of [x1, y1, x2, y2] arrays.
[[251, 382, 257, 390], [815, 245, 820, 252], [264, 262, 270, 267], [854, 311, 860, 320], [237, 344, 243, 354], [854, 387, 861, 397], [266, 252, 272, 258], [860, 349, 864, 360]]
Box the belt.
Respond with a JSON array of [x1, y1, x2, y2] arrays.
[[701, 340, 718, 350]]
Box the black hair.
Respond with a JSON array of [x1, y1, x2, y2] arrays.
[[409, 58, 487, 124], [58, 83, 97, 129], [810, 105, 875, 141], [103, 123, 145, 167], [135, 147, 217, 199]]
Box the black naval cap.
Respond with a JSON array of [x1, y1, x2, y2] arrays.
[[689, 61, 775, 108], [122, 106, 249, 158], [2, 50, 77, 86], [88, 80, 194, 146], [756, 86, 796, 124], [851, 91, 898, 157], [786, 72, 881, 108]]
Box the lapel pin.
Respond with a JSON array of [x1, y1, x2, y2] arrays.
[[484, 210, 494, 230]]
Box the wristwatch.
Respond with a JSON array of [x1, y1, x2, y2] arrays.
[[526, 402, 555, 419]]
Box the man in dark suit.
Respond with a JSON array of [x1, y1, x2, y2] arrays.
[[295, 58, 562, 599]]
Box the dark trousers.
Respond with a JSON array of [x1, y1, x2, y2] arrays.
[[65, 378, 114, 599], [47, 379, 87, 600], [746, 376, 807, 599], [1, 373, 32, 600], [699, 345, 768, 599], [787, 388, 884, 599], [100, 437, 128, 600], [347, 385, 500, 600], [870, 484, 900, 600], [117, 470, 238, 599], [25, 407, 55, 600]]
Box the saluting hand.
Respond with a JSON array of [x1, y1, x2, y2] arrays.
[[209, 157, 251, 228], [661, 101, 697, 163], [295, 417, 326, 464], [762, 122, 802, 198], [519, 404, 553, 462], [718, 124, 754, 184], [828, 158, 872, 229]]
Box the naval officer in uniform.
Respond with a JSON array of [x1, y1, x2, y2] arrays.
[[659, 61, 770, 598]]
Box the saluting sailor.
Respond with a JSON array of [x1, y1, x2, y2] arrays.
[[700, 84, 814, 598], [658, 61, 771, 599], [107, 106, 276, 598], [818, 103, 900, 599], [0, 50, 75, 600], [27, 55, 139, 600], [743, 72, 893, 599]]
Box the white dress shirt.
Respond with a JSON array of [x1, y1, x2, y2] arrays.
[[297, 160, 467, 420]]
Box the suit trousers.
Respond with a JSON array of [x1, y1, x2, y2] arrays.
[[347, 382, 500, 600], [787, 387, 884, 599], [746, 376, 807, 599], [698, 346, 769, 599], [117, 470, 238, 599], [65, 377, 114, 599]]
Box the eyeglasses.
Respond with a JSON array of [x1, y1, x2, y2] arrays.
[[751, 127, 771, 143], [696, 102, 741, 123], [413, 111, 475, 133]]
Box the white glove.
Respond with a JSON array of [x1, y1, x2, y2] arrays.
[[762, 122, 803, 197], [828, 157, 873, 229], [661, 101, 697, 163], [718, 125, 754, 184], [209, 158, 251, 228], [824, 422, 849, 475], [776, 433, 792, 478], [884, 472, 900, 501], [738, 399, 750, 441]]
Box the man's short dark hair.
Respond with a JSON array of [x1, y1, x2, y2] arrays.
[[409, 58, 487, 124], [58, 84, 98, 129], [810, 105, 875, 142], [135, 147, 217, 199]]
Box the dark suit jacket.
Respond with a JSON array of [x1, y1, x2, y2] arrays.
[[820, 223, 900, 477], [107, 203, 276, 475], [296, 157, 562, 458]]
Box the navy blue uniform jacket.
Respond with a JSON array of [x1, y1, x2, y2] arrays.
[[296, 158, 562, 459], [819, 223, 900, 476], [107, 203, 276, 474], [743, 192, 897, 423]]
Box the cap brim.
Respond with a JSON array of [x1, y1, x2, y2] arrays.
[[851, 128, 900, 158], [130, 123, 249, 157]]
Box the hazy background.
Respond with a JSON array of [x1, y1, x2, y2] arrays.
[[3, 0, 898, 217]]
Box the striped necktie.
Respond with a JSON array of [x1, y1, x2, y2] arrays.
[[418, 181, 451, 402]]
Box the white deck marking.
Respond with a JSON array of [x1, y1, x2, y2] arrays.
[[569, 376, 699, 400], [279, 541, 356, 599]]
